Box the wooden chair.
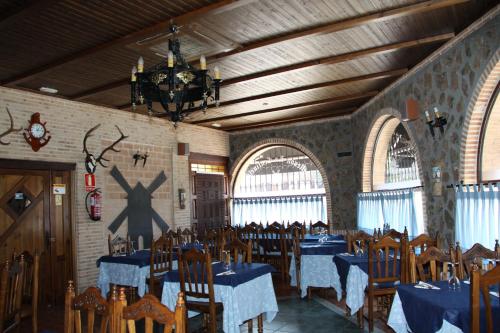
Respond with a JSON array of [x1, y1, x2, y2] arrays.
[[163, 229, 180, 246], [366, 236, 403, 332], [239, 225, 262, 262], [383, 228, 405, 241], [108, 235, 131, 255], [292, 238, 301, 295], [409, 246, 451, 283], [262, 225, 288, 282], [64, 281, 110, 333], [309, 220, 329, 235], [0, 258, 25, 333], [118, 287, 186, 333], [268, 221, 283, 229], [347, 230, 373, 254], [15, 251, 40, 333], [223, 239, 252, 264], [147, 236, 174, 298], [470, 263, 500, 333], [457, 242, 499, 279], [204, 229, 224, 262], [179, 227, 196, 244], [178, 247, 222, 333]]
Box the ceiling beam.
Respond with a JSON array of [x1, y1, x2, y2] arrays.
[[0, 0, 61, 29], [212, 0, 469, 60], [222, 107, 357, 131], [222, 33, 454, 86], [6, 0, 462, 97], [191, 90, 378, 124], [1, 0, 252, 86]]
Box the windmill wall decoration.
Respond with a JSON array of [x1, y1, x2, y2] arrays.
[[108, 166, 169, 248]]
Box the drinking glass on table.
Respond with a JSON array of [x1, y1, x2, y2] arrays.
[[222, 250, 231, 270]]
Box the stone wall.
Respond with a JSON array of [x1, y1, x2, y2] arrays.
[[229, 116, 356, 228], [0, 86, 229, 290]]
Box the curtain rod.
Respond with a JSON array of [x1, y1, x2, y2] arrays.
[[234, 193, 326, 200], [361, 185, 423, 193], [446, 181, 498, 189]]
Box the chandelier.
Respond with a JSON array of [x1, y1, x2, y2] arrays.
[[130, 25, 221, 125]]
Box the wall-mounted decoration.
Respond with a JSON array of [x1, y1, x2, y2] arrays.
[[401, 98, 420, 122], [108, 166, 168, 248], [432, 164, 443, 196], [23, 113, 51, 151], [0, 107, 22, 145], [82, 124, 128, 174], [424, 107, 447, 138], [85, 188, 102, 221], [132, 151, 149, 167], [178, 188, 186, 209]]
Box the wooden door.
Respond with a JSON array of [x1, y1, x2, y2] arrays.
[[193, 173, 225, 236], [0, 166, 73, 306]]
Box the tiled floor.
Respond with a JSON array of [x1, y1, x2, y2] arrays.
[[239, 296, 365, 333]]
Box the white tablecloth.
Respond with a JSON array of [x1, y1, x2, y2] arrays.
[[97, 261, 177, 297], [161, 273, 278, 333], [388, 292, 463, 333], [345, 265, 368, 314], [289, 253, 342, 299]]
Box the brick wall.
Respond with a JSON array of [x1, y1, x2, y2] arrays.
[[0, 86, 229, 290]]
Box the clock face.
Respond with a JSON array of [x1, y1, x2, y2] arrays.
[[30, 123, 45, 139]]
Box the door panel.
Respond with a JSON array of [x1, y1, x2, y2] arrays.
[[194, 174, 225, 235]]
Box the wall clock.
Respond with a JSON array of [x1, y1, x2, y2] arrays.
[[23, 113, 51, 151]]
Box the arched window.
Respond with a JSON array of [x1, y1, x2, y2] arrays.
[[232, 145, 327, 225], [359, 116, 424, 236], [479, 83, 500, 181]]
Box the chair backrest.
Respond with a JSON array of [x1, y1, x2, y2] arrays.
[[409, 246, 451, 283], [178, 247, 215, 306], [309, 221, 328, 235], [204, 229, 224, 261], [347, 230, 374, 254], [119, 288, 186, 333], [224, 239, 252, 264], [149, 236, 174, 296], [368, 236, 402, 286], [15, 251, 40, 317], [457, 242, 498, 279], [108, 235, 131, 255], [384, 228, 406, 241], [470, 264, 500, 333], [238, 225, 261, 261], [285, 224, 305, 241], [163, 230, 180, 246], [64, 281, 109, 333], [179, 228, 196, 244], [0, 258, 25, 333], [261, 225, 285, 255], [409, 233, 438, 253]]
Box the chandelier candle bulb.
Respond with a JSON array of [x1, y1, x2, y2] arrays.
[[433, 107, 441, 118], [214, 66, 220, 80], [137, 56, 144, 73], [131, 66, 137, 82], [425, 110, 432, 122], [200, 55, 206, 70], [167, 51, 174, 68]]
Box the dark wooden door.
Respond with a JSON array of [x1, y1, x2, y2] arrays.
[[193, 173, 225, 236], [0, 167, 73, 306]]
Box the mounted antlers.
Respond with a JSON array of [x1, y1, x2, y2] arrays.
[[83, 124, 128, 174], [0, 107, 22, 145]]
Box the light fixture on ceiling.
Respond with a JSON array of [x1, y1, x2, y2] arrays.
[[130, 25, 221, 126], [211, 123, 222, 128], [39, 87, 58, 94]]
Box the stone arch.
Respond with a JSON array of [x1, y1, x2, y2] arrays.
[[230, 138, 333, 223], [460, 51, 500, 183]]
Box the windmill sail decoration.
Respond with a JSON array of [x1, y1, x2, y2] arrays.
[[108, 166, 169, 248]]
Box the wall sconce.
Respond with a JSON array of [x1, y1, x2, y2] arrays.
[[425, 107, 447, 138], [133, 151, 149, 167]]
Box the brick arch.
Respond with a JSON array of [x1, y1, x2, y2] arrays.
[[230, 138, 333, 223], [361, 108, 425, 192], [460, 51, 500, 183]]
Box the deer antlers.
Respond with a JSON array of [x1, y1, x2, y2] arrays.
[[0, 107, 22, 145], [83, 124, 128, 173]]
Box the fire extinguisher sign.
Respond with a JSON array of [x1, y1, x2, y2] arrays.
[[85, 173, 96, 192]]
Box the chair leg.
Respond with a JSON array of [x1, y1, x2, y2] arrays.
[[209, 309, 217, 333], [357, 309, 364, 329], [257, 314, 263, 333], [247, 319, 253, 332], [368, 293, 373, 332]]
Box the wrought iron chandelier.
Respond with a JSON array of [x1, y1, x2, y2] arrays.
[[130, 25, 221, 125]]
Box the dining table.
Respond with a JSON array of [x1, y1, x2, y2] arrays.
[[388, 280, 500, 333], [289, 239, 347, 298], [96, 242, 203, 297], [161, 262, 278, 333]]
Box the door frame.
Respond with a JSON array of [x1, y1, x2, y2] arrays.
[[0, 158, 77, 297]]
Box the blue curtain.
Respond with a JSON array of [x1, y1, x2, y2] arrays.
[[455, 184, 500, 250], [232, 195, 326, 225], [356, 188, 424, 236]]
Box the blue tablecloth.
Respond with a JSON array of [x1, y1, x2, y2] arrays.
[[300, 241, 347, 255], [302, 234, 344, 242], [164, 262, 275, 287], [333, 254, 369, 289], [397, 281, 500, 333]]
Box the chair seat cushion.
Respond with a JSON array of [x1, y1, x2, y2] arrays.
[[186, 300, 223, 313], [373, 280, 400, 289]]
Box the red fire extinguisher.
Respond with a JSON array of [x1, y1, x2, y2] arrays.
[[85, 188, 102, 221]]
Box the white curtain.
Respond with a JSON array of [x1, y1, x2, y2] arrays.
[[357, 188, 424, 236], [455, 184, 500, 250], [232, 195, 326, 225]]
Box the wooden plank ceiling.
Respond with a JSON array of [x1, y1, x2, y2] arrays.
[[0, 0, 497, 131]]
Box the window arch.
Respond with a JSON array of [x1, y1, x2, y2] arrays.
[[359, 114, 424, 236], [479, 82, 500, 181], [232, 145, 327, 225]]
